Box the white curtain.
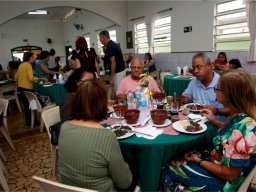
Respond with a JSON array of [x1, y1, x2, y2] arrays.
[[246, 0, 256, 62], [145, 14, 157, 53]]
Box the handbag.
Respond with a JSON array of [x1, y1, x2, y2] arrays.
[[49, 122, 62, 145]]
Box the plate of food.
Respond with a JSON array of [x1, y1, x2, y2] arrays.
[[111, 124, 134, 139], [183, 103, 204, 112], [148, 119, 171, 128], [172, 120, 207, 134], [121, 119, 141, 126]]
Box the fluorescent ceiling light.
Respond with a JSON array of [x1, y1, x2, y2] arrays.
[[28, 10, 48, 15]]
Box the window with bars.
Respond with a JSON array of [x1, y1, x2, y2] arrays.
[[153, 16, 171, 53], [134, 16, 171, 54], [214, 0, 250, 51], [97, 29, 117, 56], [134, 22, 148, 54]]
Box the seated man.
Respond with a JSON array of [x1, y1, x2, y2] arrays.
[[181, 53, 229, 122], [116, 58, 160, 100]]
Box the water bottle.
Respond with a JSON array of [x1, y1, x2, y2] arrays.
[[58, 73, 63, 84], [127, 90, 134, 109], [134, 86, 142, 100], [139, 94, 148, 122]]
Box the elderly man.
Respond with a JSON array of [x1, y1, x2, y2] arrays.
[[116, 58, 160, 100], [182, 52, 229, 123]]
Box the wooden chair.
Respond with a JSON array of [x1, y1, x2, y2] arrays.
[[238, 165, 256, 192], [22, 91, 56, 131], [32, 176, 97, 192], [41, 106, 60, 176]]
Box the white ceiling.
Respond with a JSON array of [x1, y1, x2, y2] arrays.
[[17, 7, 76, 20]]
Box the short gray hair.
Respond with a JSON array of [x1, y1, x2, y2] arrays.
[[99, 30, 110, 39], [130, 57, 144, 66], [192, 52, 211, 65]]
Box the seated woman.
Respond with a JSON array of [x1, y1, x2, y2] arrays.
[[144, 52, 156, 73], [58, 79, 132, 191], [60, 67, 96, 122], [229, 58, 245, 71], [160, 70, 256, 192], [212, 52, 229, 70], [34, 50, 60, 78]]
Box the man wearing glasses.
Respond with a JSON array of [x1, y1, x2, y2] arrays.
[[116, 58, 160, 101], [181, 53, 228, 119]]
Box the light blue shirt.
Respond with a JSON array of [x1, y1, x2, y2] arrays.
[[184, 72, 223, 108], [34, 59, 49, 78]]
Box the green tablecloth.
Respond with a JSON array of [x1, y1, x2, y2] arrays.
[[164, 74, 194, 97], [37, 84, 66, 105], [119, 122, 217, 191], [104, 68, 149, 76]]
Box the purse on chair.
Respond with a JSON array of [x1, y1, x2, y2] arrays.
[[49, 122, 62, 146]]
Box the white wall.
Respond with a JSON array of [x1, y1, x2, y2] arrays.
[[127, 1, 214, 52], [0, 19, 65, 68]]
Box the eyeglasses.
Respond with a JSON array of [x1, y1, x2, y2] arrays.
[[131, 66, 143, 69], [192, 65, 205, 71], [214, 85, 222, 92]]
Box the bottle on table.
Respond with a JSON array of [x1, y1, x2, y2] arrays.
[[139, 94, 148, 122], [127, 90, 135, 109]]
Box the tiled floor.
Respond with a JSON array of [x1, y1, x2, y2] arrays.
[[0, 104, 57, 191]]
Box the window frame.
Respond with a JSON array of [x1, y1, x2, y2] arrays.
[[214, 0, 250, 51]]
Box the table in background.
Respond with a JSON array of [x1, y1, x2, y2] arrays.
[[164, 74, 194, 97], [37, 84, 66, 105], [0, 80, 17, 97], [119, 122, 217, 191]]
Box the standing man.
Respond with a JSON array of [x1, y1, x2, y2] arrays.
[[99, 30, 126, 92]]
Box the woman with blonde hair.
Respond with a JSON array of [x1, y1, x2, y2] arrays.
[[160, 70, 256, 191], [59, 79, 132, 191]]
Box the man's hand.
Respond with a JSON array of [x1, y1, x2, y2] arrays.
[[181, 93, 189, 104]]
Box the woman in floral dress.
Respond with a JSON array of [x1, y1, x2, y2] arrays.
[[160, 70, 256, 192]]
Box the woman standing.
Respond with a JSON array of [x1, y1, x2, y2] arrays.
[[59, 79, 132, 191], [14, 52, 47, 126], [144, 52, 156, 73], [160, 70, 256, 191], [75, 37, 100, 78]]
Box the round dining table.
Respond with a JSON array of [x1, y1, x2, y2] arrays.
[[36, 83, 66, 105], [164, 74, 194, 97], [118, 122, 217, 191]]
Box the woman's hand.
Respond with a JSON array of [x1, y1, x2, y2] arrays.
[[201, 109, 216, 122], [184, 151, 201, 163]]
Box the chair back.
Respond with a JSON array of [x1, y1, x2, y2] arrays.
[[41, 106, 61, 139], [0, 99, 9, 129], [238, 165, 256, 192], [0, 83, 18, 98], [32, 176, 97, 192], [23, 91, 42, 110]]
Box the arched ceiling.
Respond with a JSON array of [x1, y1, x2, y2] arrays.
[[0, 1, 127, 26]]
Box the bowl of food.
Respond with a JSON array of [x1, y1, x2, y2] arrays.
[[150, 109, 167, 125], [124, 109, 140, 124], [153, 92, 166, 102], [113, 105, 128, 117]]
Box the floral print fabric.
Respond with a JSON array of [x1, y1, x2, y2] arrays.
[[159, 114, 256, 192]]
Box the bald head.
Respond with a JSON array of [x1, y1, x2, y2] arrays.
[[130, 57, 144, 78]]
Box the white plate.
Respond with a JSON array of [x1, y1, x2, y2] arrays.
[[183, 103, 203, 113], [111, 124, 134, 139], [121, 119, 141, 126], [172, 120, 207, 134], [110, 112, 124, 119], [148, 119, 171, 128], [166, 106, 184, 113]]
